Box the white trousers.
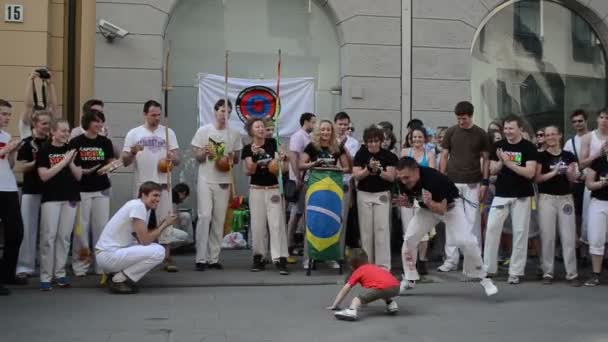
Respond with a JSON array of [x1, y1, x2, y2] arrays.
[[96, 243, 165, 282], [581, 188, 591, 243], [16, 194, 41, 275], [196, 182, 231, 264], [72, 191, 110, 275], [588, 198, 608, 256], [402, 201, 486, 281], [357, 190, 391, 270], [484, 196, 531, 276], [444, 183, 482, 267], [39, 201, 77, 283], [250, 187, 288, 261], [537, 194, 578, 279]]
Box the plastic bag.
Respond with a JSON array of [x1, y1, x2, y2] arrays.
[[221, 232, 247, 249]]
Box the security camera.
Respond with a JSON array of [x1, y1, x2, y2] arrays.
[[98, 19, 129, 42]]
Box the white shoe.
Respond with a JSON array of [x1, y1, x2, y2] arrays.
[[507, 275, 520, 285], [385, 301, 399, 314], [334, 308, 358, 321], [303, 261, 309, 270], [399, 280, 415, 294], [437, 262, 457, 272], [326, 260, 340, 269], [480, 278, 498, 296]]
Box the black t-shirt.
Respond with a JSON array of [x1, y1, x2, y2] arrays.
[[353, 146, 397, 193], [70, 134, 114, 192], [303, 143, 345, 167], [17, 136, 47, 194], [490, 139, 537, 198], [590, 157, 608, 201], [241, 138, 279, 186], [399, 167, 460, 210], [537, 150, 576, 195], [36, 142, 81, 203]]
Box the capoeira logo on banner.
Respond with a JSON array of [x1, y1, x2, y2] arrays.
[[235, 86, 281, 123]]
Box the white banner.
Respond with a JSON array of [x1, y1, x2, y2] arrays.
[[198, 73, 315, 137]]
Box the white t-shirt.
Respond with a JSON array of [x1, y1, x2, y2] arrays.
[[564, 135, 583, 160], [191, 124, 243, 184], [123, 125, 179, 187], [342, 136, 360, 183], [288, 129, 311, 181], [0, 130, 18, 192], [96, 199, 149, 251], [19, 119, 31, 140]]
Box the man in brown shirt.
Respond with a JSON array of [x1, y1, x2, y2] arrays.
[[438, 101, 490, 272]]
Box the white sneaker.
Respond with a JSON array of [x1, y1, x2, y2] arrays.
[[437, 262, 457, 272], [303, 261, 309, 270], [399, 280, 415, 294], [326, 260, 340, 269], [507, 275, 520, 285], [480, 278, 498, 296], [334, 308, 358, 321], [385, 301, 399, 314]]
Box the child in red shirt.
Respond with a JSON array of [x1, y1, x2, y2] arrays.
[[327, 248, 400, 321]]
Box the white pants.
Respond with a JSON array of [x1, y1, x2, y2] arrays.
[[96, 243, 165, 282], [444, 183, 481, 267], [400, 206, 429, 242], [250, 187, 288, 261], [581, 188, 591, 243], [39, 201, 77, 283], [484, 196, 531, 276], [72, 191, 110, 275], [588, 198, 608, 256], [402, 201, 486, 281], [176, 211, 194, 244], [537, 194, 578, 279], [196, 182, 231, 264], [16, 194, 41, 275], [357, 190, 391, 270]]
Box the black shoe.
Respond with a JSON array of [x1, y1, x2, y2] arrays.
[[0, 285, 10, 296], [251, 255, 265, 272], [277, 257, 289, 275], [417, 260, 428, 276], [109, 280, 137, 294], [6, 276, 28, 285], [208, 263, 223, 270], [195, 263, 207, 271]]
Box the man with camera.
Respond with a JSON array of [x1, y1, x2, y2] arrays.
[[19, 69, 59, 140]]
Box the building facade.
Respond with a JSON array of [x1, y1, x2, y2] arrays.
[[2, 0, 608, 209]]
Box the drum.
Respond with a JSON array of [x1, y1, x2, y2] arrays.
[[305, 167, 344, 261]]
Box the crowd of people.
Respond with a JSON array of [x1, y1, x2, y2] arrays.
[[0, 69, 606, 302]]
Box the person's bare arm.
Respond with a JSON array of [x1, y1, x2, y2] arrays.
[[428, 151, 437, 169], [380, 165, 396, 182], [38, 150, 75, 182], [586, 169, 606, 191], [579, 133, 597, 169], [439, 149, 449, 174], [46, 79, 59, 118], [121, 144, 143, 167], [21, 73, 36, 128], [244, 156, 256, 176], [534, 163, 557, 183], [326, 283, 352, 310], [352, 165, 370, 181], [14, 160, 35, 173], [422, 191, 448, 215], [132, 214, 177, 245], [339, 153, 351, 173]]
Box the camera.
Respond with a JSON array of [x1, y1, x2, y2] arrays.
[[36, 68, 50, 79], [98, 19, 129, 42]]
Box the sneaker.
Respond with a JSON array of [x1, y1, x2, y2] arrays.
[[417, 260, 428, 276], [303, 259, 311, 270], [195, 262, 207, 271], [164, 262, 179, 273], [40, 282, 53, 291], [399, 279, 415, 294], [56, 277, 71, 288], [480, 278, 498, 296], [208, 263, 223, 270], [385, 301, 399, 314], [334, 308, 358, 321], [251, 255, 265, 272], [278, 257, 290, 275], [569, 277, 582, 287], [326, 260, 340, 269], [109, 280, 136, 294], [437, 262, 456, 272], [542, 276, 553, 285], [74, 272, 87, 278], [507, 275, 520, 285], [584, 276, 600, 287]]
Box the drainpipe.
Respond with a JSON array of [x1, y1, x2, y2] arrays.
[[66, 0, 77, 126]]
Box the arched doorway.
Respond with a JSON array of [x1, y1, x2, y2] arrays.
[[471, 0, 608, 136], [164, 0, 341, 197]]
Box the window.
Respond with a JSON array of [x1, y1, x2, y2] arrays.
[[572, 13, 601, 64], [514, 0, 542, 58]]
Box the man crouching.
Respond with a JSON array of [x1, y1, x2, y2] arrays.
[[95, 181, 177, 294]]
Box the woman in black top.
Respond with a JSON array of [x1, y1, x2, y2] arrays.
[[14, 111, 50, 279], [534, 125, 580, 286], [352, 125, 397, 270], [69, 109, 115, 276], [299, 120, 351, 174], [37, 119, 82, 290], [584, 144, 608, 286], [242, 118, 289, 275]]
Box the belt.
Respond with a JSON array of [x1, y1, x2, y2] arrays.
[[250, 184, 279, 189]]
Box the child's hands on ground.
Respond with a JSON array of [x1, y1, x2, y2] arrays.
[[326, 305, 341, 311]]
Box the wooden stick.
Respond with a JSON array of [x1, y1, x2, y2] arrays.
[[225, 50, 237, 200], [163, 43, 173, 204], [275, 49, 284, 196]]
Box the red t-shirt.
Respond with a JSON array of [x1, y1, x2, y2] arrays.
[[347, 264, 400, 290]]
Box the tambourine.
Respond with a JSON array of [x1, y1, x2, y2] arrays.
[[215, 156, 232, 172], [158, 159, 174, 173], [97, 159, 123, 175]]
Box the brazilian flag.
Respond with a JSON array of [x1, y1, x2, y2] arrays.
[[306, 169, 344, 261]]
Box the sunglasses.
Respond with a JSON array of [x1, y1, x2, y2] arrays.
[[536, 133, 544, 137]]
